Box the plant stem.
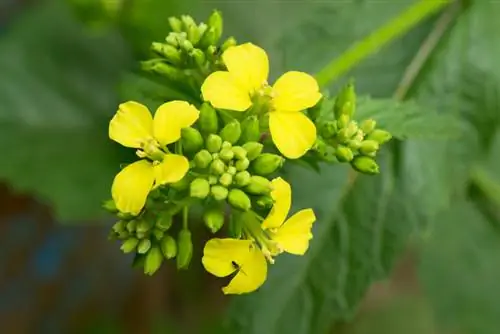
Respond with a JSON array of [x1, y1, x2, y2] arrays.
[[315, 0, 453, 88], [182, 206, 189, 230]]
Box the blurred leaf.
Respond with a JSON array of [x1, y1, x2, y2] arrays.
[[0, 2, 132, 220]]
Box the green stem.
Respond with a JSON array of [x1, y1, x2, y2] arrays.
[[470, 166, 500, 208], [314, 0, 452, 88], [182, 206, 189, 230]]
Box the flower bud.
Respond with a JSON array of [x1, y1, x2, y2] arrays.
[[120, 238, 139, 253], [198, 27, 217, 49], [231, 146, 247, 160], [222, 141, 232, 149], [320, 121, 337, 139], [187, 23, 202, 45], [181, 15, 196, 30], [197, 23, 208, 39], [151, 42, 182, 65], [181, 127, 203, 153], [335, 145, 354, 162], [190, 178, 210, 199], [136, 231, 147, 239], [168, 17, 183, 32], [360, 119, 376, 135], [235, 158, 250, 171], [221, 36, 237, 52], [165, 32, 179, 47], [137, 239, 152, 254], [194, 149, 212, 169], [199, 103, 219, 135], [246, 176, 272, 195], [219, 148, 234, 162], [160, 235, 177, 259], [126, 220, 137, 233], [211, 185, 229, 200], [219, 173, 233, 187], [112, 221, 126, 233], [103, 199, 117, 213], [206, 134, 223, 153], [243, 142, 264, 161], [228, 189, 252, 211], [152, 228, 164, 241], [141, 61, 183, 82], [348, 139, 362, 150], [251, 153, 284, 175], [220, 120, 241, 144], [366, 129, 392, 145], [156, 213, 173, 231], [136, 219, 152, 234], [359, 140, 379, 155], [144, 246, 163, 275], [209, 159, 226, 175], [170, 175, 191, 190], [337, 114, 350, 129], [206, 45, 217, 58], [181, 39, 194, 52], [203, 207, 225, 233], [227, 166, 237, 175], [240, 116, 260, 143], [256, 195, 274, 210], [334, 82, 356, 119], [234, 171, 251, 187], [177, 229, 193, 270], [208, 175, 218, 185], [352, 156, 380, 175], [207, 10, 223, 42], [190, 48, 206, 67]]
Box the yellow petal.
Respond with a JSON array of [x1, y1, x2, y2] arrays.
[[269, 111, 317, 159], [202, 238, 253, 277], [153, 101, 200, 147], [154, 154, 189, 185], [272, 71, 322, 112], [222, 245, 267, 295], [261, 177, 291, 230], [111, 160, 155, 215], [223, 43, 269, 92], [272, 208, 316, 255], [201, 71, 252, 111], [109, 101, 153, 148]]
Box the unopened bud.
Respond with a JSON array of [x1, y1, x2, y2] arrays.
[[234, 171, 251, 187], [240, 116, 260, 143], [209, 159, 226, 175], [352, 156, 380, 175], [152, 228, 164, 241], [243, 142, 264, 161], [190, 48, 206, 66], [177, 229, 193, 270], [181, 39, 194, 52], [320, 121, 337, 139], [256, 195, 274, 210], [221, 36, 237, 52], [194, 149, 212, 169], [151, 42, 182, 65], [360, 119, 376, 135], [348, 139, 362, 150], [219, 148, 234, 162], [359, 140, 379, 155], [251, 153, 284, 175], [335, 145, 354, 162], [137, 239, 152, 254], [144, 246, 163, 275], [207, 10, 223, 42], [103, 199, 117, 213], [136, 219, 152, 234], [126, 220, 137, 233], [227, 166, 237, 175], [337, 114, 350, 129], [112, 221, 126, 233], [206, 134, 222, 153], [165, 32, 179, 47], [203, 207, 225, 233], [190, 178, 210, 199], [235, 158, 250, 171], [198, 27, 217, 49], [168, 17, 183, 32], [228, 189, 251, 211], [120, 238, 139, 253], [160, 235, 177, 259], [208, 175, 218, 185], [334, 82, 356, 118], [231, 146, 247, 160], [221, 141, 232, 150], [156, 213, 173, 231], [187, 23, 201, 45], [181, 15, 196, 30], [220, 120, 241, 144], [199, 103, 219, 135], [211, 185, 229, 200], [141, 60, 183, 81], [197, 23, 208, 39], [246, 176, 272, 195], [219, 173, 233, 187], [181, 127, 204, 153], [366, 129, 392, 145]]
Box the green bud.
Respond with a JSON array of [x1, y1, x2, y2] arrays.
[[152, 228, 164, 241], [211, 185, 229, 200], [160, 235, 177, 259], [320, 121, 337, 139], [207, 10, 223, 42], [151, 42, 182, 65], [120, 238, 139, 253], [126, 220, 137, 233], [198, 27, 217, 49], [348, 139, 362, 151], [165, 32, 179, 47], [337, 114, 349, 129], [206, 134, 223, 153], [136, 219, 152, 234], [210, 159, 226, 175], [156, 213, 173, 231], [144, 246, 163, 276], [190, 48, 206, 66], [170, 175, 191, 191], [222, 141, 232, 150], [206, 45, 217, 58], [231, 146, 247, 160], [251, 153, 284, 175], [136, 231, 147, 239], [208, 175, 218, 185], [103, 199, 117, 213], [194, 149, 212, 169], [219, 173, 233, 187], [337, 128, 352, 143], [243, 142, 264, 161], [177, 229, 193, 270], [234, 171, 251, 187], [112, 221, 126, 233], [366, 129, 392, 145], [197, 23, 208, 39], [352, 156, 380, 175], [334, 82, 356, 118], [219, 148, 234, 162], [359, 140, 379, 155], [227, 166, 237, 175], [335, 145, 354, 162], [116, 230, 129, 240], [235, 158, 250, 171], [203, 207, 225, 233], [246, 176, 272, 195], [220, 120, 241, 144], [190, 178, 210, 199], [187, 23, 201, 45], [360, 119, 377, 135], [221, 36, 237, 52], [141, 61, 183, 82], [181, 39, 194, 52], [181, 127, 203, 153], [228, 189, 252, 211], [199, 103, 219, 135], [181, 15, 196, 30], [168, 17, 183, 32], [240, 116, 261, 143], [137, 239, 152, 254], [256, 195, 274, 210]]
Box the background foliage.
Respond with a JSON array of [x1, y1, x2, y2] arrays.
[[1, 0, 500, 333]]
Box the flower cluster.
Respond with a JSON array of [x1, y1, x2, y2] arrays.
[[104, 11, 392, 294]]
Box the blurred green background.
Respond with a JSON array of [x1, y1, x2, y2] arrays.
[[1, 0, 500, 333]]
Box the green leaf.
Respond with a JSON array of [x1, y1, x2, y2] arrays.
[[0, 2, 132, 220]]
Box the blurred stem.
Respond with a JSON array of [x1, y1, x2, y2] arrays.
[[315, 0, 453, 88], [182, 206, 189, 230], [470, 166, 500, 209]]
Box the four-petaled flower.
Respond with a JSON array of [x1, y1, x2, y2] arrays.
[[202, 177, 316, 294], [201, 43, 322, 159], [109, 100, 199, 215]]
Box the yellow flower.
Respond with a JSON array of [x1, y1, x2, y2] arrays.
[[201, 177, 316, 294], [201, 43, 322, 159], [109, 100, 199, 215]]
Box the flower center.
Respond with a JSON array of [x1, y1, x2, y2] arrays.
[[137, 138, 166, 161], [242, 213, 282, 264], [249, 82, 275, 115]]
